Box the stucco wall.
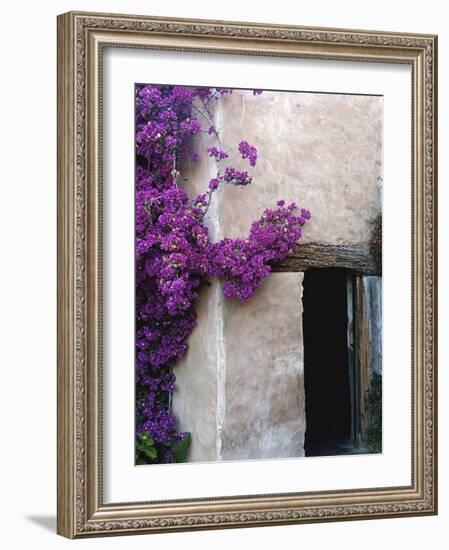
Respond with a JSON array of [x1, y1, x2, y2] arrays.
[[172, 89, 383, 462], [220, 272, 305, 460], [218, 91, 383, 243]]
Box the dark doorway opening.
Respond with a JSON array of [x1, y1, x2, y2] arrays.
[[303, 268, 355, 457]]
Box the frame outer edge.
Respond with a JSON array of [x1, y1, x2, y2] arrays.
[[62, 10, 437, 40], [429, 34, 438, 515], [434, 35, 438, 515], [56, 10, 438, 537], [57, 12, 77, 539]]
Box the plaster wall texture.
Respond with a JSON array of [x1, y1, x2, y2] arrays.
[[171, 109, 223, 461], [172, 89, 383, 462], [219, 90, 383, 243], [220, 272, 305, 460]]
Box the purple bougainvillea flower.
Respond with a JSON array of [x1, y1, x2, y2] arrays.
[[135, 84, 310, 464], [207, 146, 229, 161], [208, 178, 221, 191], [238, 140, 258, 167]]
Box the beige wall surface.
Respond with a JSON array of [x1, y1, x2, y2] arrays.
[[220, 272, 305, 460], [173, 88, 383, 462], [219, 90, 383, 244]]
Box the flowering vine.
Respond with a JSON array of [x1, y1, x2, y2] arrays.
[[135, 84, 311, 464]]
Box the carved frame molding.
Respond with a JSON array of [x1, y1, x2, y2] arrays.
[[57, 11, 437, 538]]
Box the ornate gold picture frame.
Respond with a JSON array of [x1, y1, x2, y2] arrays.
[[57, 11, 437, 538]]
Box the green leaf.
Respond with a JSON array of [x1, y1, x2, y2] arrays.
[[138, 433, 154, 446], [172, 433, 191, 463], [144, 447, 157, 459], [136, 458, 147, 465]]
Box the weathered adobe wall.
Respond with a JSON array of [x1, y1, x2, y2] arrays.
[[219, 91, 383, 244], [172, 90, 383, 462]]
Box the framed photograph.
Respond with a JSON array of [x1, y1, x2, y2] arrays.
[[57, 11, 438, 538]]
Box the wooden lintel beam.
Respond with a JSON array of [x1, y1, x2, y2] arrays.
[[272, 242, 381, 276]]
